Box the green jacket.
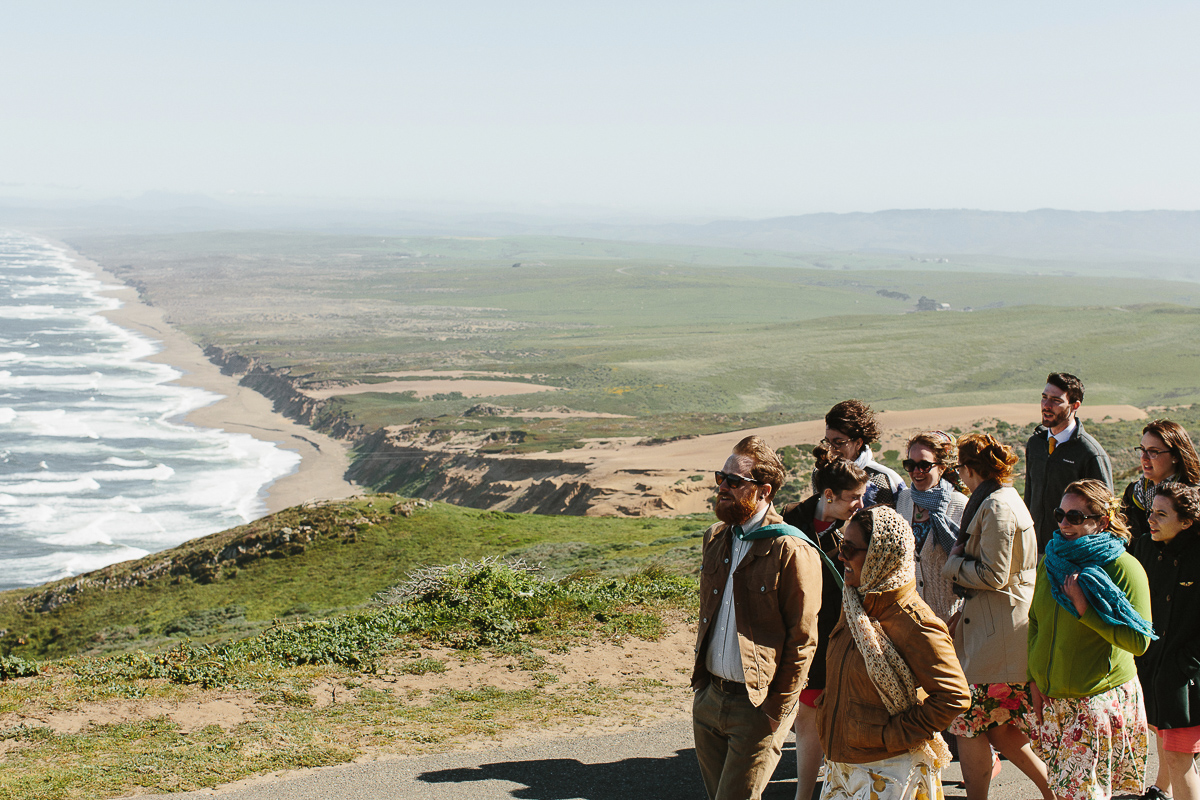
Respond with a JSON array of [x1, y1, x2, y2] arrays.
[[1027, 551, 1152, 698]]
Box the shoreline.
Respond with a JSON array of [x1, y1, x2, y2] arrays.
[[64, 245, 360, 515]]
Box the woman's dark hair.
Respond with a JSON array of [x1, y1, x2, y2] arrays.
[[850, 506, 875, 546], [906, 431, 966, 493], [957, 432, 1021, 484], [812, 442, 869, 496], [825, 399, 881, 447], [1155, 483, 1200, 529], [1063, 479, 1131, 543], [1142, 419, 1200, 485]]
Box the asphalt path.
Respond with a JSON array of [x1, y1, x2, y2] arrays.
[[138, 718, 1130, 800]]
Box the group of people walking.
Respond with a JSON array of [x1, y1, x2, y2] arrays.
[[691, 373, 1200, 800]]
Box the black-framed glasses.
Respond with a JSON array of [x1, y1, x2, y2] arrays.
[[1054, 507, 1104, 526], [1134, 446, 1171, 460], [715, 470, 763, 489], [902, 459, 937, 474], [837, 539, 865, 559]]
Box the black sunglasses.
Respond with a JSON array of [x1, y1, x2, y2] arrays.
[[714, 470, 763, 489], [1053, 507, 1105, 526], [901, 459, 937, 473], [837, 539, 866, 559]]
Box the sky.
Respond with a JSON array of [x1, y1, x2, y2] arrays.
[[3, 1, 1198, 218]]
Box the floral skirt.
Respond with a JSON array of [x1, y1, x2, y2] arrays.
[[821, 750, 943, 800], [1028, 678, 1149, 800], [947, 682, 1035, 738]]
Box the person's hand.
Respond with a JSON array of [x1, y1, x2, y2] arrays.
[[1030, 679, 1046, 726], [948, 609, 962, 638], [1062, 572, 1089, 617], [949, 543, 965, 557]]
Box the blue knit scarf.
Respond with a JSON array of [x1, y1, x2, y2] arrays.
[[909, 479, 959, 554], [1044, 530, 1156, 639]]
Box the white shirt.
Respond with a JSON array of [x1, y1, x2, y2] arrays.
[[1050, 418, 1077, 449], [705, 505, 768, 682]]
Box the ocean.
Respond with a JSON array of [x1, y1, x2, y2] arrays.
[[0, 231, 300, 592]]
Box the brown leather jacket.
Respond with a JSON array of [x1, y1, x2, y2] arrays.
[[816, 579, 969, 764], [691, 507, 823, 723]]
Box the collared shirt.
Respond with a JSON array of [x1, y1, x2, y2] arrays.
[[705, 504, 768, 682], [1050, 418, 1078, 450]]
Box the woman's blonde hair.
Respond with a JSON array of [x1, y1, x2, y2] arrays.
[[1063, 479, 1132, 543], [957, 432, 1020, 484]]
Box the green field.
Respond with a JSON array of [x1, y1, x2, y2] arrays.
[[71, 231, 1200, 444]]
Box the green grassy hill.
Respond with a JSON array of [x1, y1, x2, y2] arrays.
[[0, 496, 708, 662]]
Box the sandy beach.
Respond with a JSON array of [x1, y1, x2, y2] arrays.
[[68, 247, 360, 514]]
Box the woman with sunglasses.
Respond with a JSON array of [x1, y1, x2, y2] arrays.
[[1027, 480, 1153, 800], [822, 399, 906, 508], [1121, 419, 1200, 541], [817, 505, 969, 800], [895, 431, 968, 624], [943, 433, 1052, 800], [1131, 484, 1200, 800], [781, 444, 870, 800]]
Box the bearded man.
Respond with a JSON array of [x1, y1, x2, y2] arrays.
[[1024, 371, 1113, 551], [692, 435, 823, 800]]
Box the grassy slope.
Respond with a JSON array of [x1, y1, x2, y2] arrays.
[[0, 496, 708, 661]]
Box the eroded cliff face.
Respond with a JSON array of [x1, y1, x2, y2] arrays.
[[204, 346, 365, 440], [347, 427, 713, 517], [202, 347, 713, 517]]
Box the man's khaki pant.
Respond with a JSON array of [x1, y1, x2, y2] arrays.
[[693, 682, 798, 800]]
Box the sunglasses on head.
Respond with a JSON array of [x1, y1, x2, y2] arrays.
[[901, 459, 937, 473], [1053, 507, 1104, 525], [714, 470, 763, 489]]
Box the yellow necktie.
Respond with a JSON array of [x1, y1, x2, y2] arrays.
[[1048, 437, 1056, 455]]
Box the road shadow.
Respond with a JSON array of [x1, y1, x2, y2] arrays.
[[419, 742, 800, 799]]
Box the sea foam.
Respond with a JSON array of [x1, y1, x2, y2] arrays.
[[0, 232, 301, 591]]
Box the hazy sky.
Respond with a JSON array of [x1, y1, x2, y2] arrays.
[[4, 1, 1198, 217]]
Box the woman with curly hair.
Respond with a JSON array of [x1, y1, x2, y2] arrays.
[[943, 433, 1052, 800], [823, 399, 906, 508], [1121, 419, 1200, 540], [1027, 479, 1154, 800], [1132, 483, 1200, 800], [896, 431, 968, 624], [817, 505, 969, 800]]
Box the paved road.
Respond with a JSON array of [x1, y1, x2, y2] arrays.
[[141, 719, 1122, 799]]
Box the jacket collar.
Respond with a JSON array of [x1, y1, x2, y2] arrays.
[[859, 579, 917, 616]]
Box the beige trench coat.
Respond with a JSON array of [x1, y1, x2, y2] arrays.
[[940, 486, 1038, 685]]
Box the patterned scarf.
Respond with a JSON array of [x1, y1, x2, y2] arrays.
[[1044, 530, 1156, 639], [843, 506, 952, 767], [1132, 473, 1177, 514], [853, 445, 905, 493], [909, 478, 959, 554]]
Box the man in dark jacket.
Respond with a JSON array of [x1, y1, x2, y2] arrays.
[[1024, 372, 1114, 551]]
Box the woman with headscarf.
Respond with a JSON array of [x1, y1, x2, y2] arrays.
[[781, 444, 869, 800], [822, 399, 906, 508], [1027, 479, 1154, 800], [895, 431, 968, 624], [943, 433, 1052, 800], [1121, 419, 1200, 541], [817, 505, 970, 800]]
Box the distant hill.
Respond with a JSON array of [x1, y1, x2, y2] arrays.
[[547, 209, 1200, 262], [5, 200, 1199, 262]]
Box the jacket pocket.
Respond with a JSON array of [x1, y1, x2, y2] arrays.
[[845, 700, 890, 751]]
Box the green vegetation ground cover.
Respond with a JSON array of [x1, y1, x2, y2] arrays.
[[0, 557, 693, 799]]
